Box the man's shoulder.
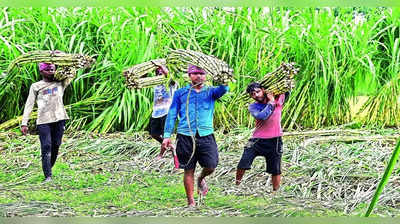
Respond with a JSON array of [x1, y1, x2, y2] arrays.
[[32, 80, 62, 89], [153, 84, 165, 92], [30, 80, 45, 89], [32, 80, 44, 85], [209, 85, 229, 92], [249, 102, 266, 109], [249, 102, 266, 106], [176, 85, 190, 92], [208, 85, 226, 89]]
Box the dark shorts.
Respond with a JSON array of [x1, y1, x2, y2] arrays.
[[176, 133, 219, 170], [237, 137, 283, 175], [148, 115, 167, 136]]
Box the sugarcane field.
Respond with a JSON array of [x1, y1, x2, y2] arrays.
[[0, 7, 400, 217]]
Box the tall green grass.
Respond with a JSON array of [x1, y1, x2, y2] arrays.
[[0, 7, 399, 132]]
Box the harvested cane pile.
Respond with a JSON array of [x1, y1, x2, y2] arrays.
[[167, 49, 235, 85], [122, 59, 167, 89], [6, 50, 95, 81]]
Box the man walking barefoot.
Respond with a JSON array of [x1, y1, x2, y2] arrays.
[[162, 64, 229, 207], [236, 82, 289, 191]]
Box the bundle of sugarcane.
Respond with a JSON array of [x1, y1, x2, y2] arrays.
[[167, 49, 235, 84], [123, 59, 167, 89], [126, 76, 167, 89], [6, 50, 95, 81], [261, 62, 298, 91], [54, 65, 77, 81], [240, 62, 298, 100]]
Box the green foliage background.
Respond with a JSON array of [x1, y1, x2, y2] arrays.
[[0, 7, 399, 133]]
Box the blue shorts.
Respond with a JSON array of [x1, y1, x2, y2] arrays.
[[237, 137, 283, 175], [176, 133, 219, 170]]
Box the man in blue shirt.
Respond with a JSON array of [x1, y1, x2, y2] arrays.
[[148, 66, 177, 160], [162, 64, 229, 207]]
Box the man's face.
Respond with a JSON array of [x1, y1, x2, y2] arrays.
[[40, 65, 56, 80], [155, 68, 166, 76], [155, 70, 163, 76], [189, 72, 206, 85], [250, 88, 265, 103]]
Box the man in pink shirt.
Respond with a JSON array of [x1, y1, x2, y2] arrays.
[[236, 82, 289, 191]]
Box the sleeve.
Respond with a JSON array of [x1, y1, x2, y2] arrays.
[[211, 85, 229, 100], [163, 90, 181, 138], [248, 103, 275, 120], [284, 92, 290, 105], [21, 85, 37, 126]]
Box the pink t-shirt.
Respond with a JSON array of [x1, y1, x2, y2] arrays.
[[252, 94, 285, 139]]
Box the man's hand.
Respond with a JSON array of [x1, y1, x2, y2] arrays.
[[266, 92, 275, 102], [156, 65, 169, 77], [21, 125, 28, 135], [162, 138, 172, 151], [222, 80, 230, 86]]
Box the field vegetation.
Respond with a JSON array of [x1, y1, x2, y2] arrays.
[[0, 7, 399, 217]]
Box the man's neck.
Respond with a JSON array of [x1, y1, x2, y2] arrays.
[[255, 98, 268, 104], [191, 83, 203, 92]]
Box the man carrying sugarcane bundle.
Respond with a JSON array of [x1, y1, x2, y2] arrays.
[[161, 64, 229, 207], [20, 62, 71, 183], [235, 82, 290, 192], [148, 65, 178, 160]]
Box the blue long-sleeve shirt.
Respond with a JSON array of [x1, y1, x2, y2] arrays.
[[163, 84, 229, 138]]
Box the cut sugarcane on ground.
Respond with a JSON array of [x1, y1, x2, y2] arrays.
[[1, 128, 399, 217]]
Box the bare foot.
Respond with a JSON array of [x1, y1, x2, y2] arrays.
[[197, 178, 208, 196], [187, 198, 196, 208], [235, 179, 241, 186]]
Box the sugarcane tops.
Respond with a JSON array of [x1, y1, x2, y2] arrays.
[[22, 80, 69, 126]]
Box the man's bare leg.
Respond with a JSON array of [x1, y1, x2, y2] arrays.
[[272, 174, 281, 191], [197, 168, 214, 195], [235, 168, 246, 185], [184, 169, 196, 206]]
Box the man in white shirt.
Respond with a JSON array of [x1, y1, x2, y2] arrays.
[[21, 62, 70, 182]]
